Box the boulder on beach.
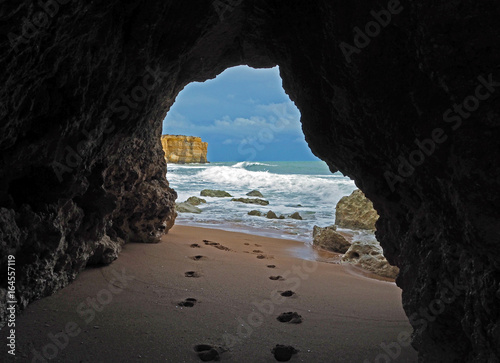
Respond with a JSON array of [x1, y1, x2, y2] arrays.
[[266, 211, 278, 219], [186, 196, 206, 206], [248, 210, 263, 216], [200, 189, 232, 198], [312, 225, 350, 253], [246, 190, 264, 198], [176, 202, 202, 214], [289, 212, 303, 220], [342, 240, 399, 279], [313, 224, 335, 238], [335, 189, 379, 230], [231, 198, 269, 205]]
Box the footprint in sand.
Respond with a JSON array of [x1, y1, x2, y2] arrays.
[[267, 265, 276, 268], [203, 240, 231, 251], [185, 271, 201, 278], [244, 243, 250, 246], [253, 250, 263, 253], [255, 244, 262, 247], [271, 344, 299, 362], [194, 344, 220, 361], [190, 243, 201, 248], [276, 312, 302, 324], [203, 239, 218, 245], [190, 255, 206, 261], [280, 290, 295, 297], [257, 254, 274, 259], [179, 298, 197, 307], [269, 276, 285, 281]]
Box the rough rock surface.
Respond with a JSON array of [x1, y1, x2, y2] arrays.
[[313, 226, 351, 254], [0, 1, 499, 361], [335, 190, 379, 230], [186, 196, 206, 206], [313, 224, 335, 238], [161, 135, 208, 163], [248, 210, 262, 216], [176, 202, 201, 214], [246, 190, 264, 198], [266, 211, 279, 219], [289, 212, 302, 220], [231, 198, 269, 205], [342, 240, 400, 279], [200, 190, 232, 198]]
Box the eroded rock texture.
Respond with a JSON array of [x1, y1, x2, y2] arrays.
[[335, 189, 379, 230], [0, 1, 499, 361], [161, 135, 208, 163]]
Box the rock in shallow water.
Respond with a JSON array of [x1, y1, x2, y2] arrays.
[[231, 197, 269, 205], [176, 202, 202, 214], [246, 190, 264, 197], [186, 196, 206, 206], [266, 211, 285, 219], [313, 225, 351, 253], [248, 210, 263, 216], [200, 189, 232, 198]]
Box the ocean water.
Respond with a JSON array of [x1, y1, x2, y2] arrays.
[[166, 161, 360, 243]]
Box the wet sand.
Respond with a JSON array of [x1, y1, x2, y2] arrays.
[[1, 225, 417, 362]]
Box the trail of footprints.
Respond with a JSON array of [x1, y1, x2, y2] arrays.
[[184, 239, 299, 361]]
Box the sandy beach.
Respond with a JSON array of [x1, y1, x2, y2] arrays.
[[1, 225, 417, 362]]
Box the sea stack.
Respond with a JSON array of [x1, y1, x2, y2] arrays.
[[161, 135, 208, 163]]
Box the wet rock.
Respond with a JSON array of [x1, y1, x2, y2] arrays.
[[246, 190, 264, 197], [231, 198, 269, 205], [342, 240, 399, 279], [176, 202, 202, 214], [200, 190, 232, 198], [186, 196, 206, 206], [248, 210, 263, 216], [313, 225, 350, 253], [266, 211, 278, 219], [313, 224, 335, 238], [289, 212, 302, 220]]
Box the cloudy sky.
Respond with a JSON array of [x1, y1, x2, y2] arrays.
[[162, 66, 319, 162]]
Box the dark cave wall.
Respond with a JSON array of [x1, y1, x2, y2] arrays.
[[1, 0, 499, 361]]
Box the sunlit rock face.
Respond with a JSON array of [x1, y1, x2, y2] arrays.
[[335, 189, 379, 230], [0, 1, 499, 361], [161, 135, 208, 163]]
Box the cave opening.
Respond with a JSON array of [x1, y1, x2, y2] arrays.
[[161, 65, 361, 244], [1, 1, 499, 361]]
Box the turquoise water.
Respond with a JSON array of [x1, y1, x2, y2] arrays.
[[166, 161, 357, 243]]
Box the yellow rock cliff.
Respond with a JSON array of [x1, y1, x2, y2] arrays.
[[161, 135, 208, 163]]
